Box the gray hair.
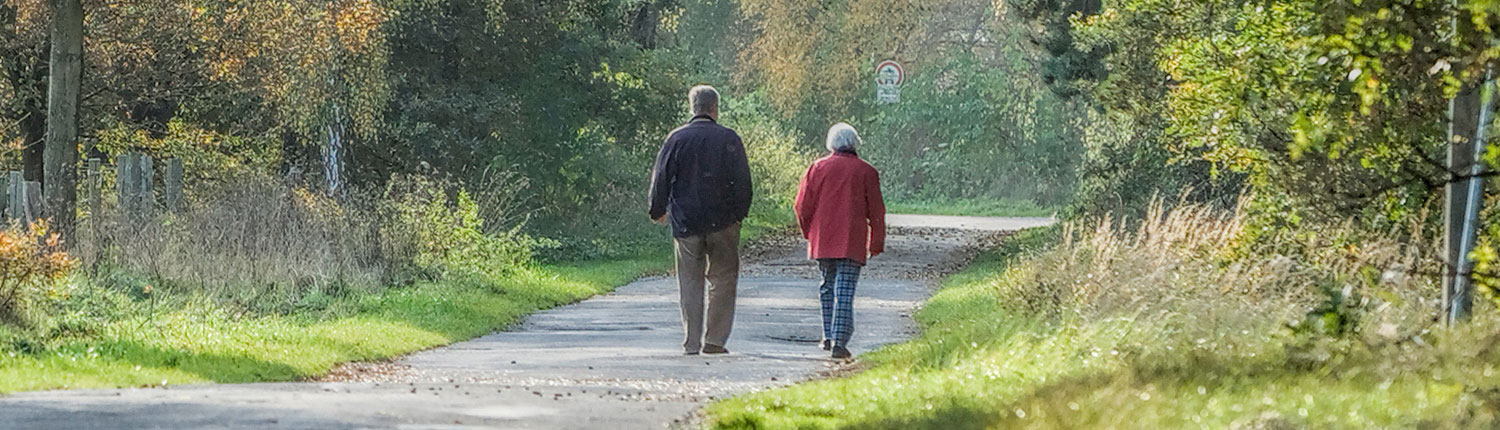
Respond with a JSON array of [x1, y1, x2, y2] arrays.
[[826, 122, 860, 152], [689, 85, 719, 117]]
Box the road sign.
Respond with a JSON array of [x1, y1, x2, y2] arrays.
[[876, 60, 903, 104]]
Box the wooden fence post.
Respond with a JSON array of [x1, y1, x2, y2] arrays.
[[86, 158, 101, 220], [164, 158, 183, 213], [85, 158, 101, 264], [139, 155, 154, 218], [8, 171, 23, 227], [23, 181, 42, 226], [116, 153, 137, 218], [0, 171, 9, 223]]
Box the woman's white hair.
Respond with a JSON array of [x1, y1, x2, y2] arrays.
[[826, 122, 861, 153]]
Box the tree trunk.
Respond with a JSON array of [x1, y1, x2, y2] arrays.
[[44, 0, 82, 240], [20, 102, 45, 183], [631, 3, 657, 49]]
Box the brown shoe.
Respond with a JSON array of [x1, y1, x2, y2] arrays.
[[702, 344, 729, 355], [831, 346, 852, 359]]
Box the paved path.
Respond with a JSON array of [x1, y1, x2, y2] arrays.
[[0, 216, 1052, 430]]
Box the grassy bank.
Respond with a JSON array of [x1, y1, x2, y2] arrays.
[[0, 252, 669, 393], [886, 197, 1053, 218], [709, 203, 1500, 429]]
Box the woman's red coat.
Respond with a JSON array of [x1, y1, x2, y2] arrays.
[[794, 151, 886, 265]]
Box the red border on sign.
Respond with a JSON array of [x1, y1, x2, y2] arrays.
[[876, 60, 904, 85]]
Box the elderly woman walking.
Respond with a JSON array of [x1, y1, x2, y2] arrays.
[[794, 123, 886, 359]]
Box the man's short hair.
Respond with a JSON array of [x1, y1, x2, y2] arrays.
[[826, 122, 860, 152], [690, 85, 719, 117]]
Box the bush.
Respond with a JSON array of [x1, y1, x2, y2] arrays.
[[726, 94, 816, 232], [378, 174, 547, 284], [0, 222, 77, 325]]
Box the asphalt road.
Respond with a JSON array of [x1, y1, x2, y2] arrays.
[[0, 215, 1053, 430]]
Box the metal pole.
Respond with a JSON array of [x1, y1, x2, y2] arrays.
[[1448, 67, 1494, 324]]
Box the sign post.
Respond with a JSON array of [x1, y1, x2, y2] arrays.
[[876, 60, 903, 104]]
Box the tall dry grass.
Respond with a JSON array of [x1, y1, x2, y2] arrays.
[[1007, 197, 1443, 363], [80, 172, 534, 314]]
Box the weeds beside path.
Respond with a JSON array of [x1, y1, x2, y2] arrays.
[[0, 252, 671, 393], [708, 204, 1500, 429]]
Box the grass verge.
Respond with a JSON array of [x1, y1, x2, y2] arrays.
[[886, 197, 1053, 218], [708, 202, 1500, 429], [705, 228, 1057, 429], [0, 251, 670, 393]]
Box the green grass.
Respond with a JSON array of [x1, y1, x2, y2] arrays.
[[0, 252, 670, 393], [886, 197, 1053, 218], [705, 228, 1500, 429]]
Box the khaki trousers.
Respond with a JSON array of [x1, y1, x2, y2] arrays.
[[673, 224, 741, 352]]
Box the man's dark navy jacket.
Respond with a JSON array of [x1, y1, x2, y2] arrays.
[[648, 115, 753, 238]]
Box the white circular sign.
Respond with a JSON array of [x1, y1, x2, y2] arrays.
[[875, 60, 904, 86]]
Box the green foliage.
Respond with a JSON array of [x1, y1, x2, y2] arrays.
[[1068, 109, 1243, 219], [863, 53, 1082, 206], [1006, 0, 1105, 98], [725, 93, 817, 231], [372, 0, 690, 252], [1042, 0, 1500, 226], [378, 174, 547, 283], [729, 1, 1086, 209]]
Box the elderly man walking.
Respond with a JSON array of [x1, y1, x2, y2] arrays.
[[648, 85, 753, 355], [794, 123, 886, 359]]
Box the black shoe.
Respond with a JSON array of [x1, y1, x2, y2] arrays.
[[831, 346, 852, 359], [702, 344, 729, 355], [820, 339, 832, 351]]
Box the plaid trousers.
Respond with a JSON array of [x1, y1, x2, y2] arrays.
[[818, 258, 862, 347]]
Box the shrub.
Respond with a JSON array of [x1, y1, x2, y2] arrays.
[[727, 96, 816, 232], [378, 174, 546, 283], [0, 221, 78, 324]]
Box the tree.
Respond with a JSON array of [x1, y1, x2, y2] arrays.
[[43, 0, 80, 239], [1, 2, 49, 183], [736, 0, 927, 131]]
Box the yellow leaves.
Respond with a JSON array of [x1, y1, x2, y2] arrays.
[[188, 0, 390, 131], [328, 0, 389, 54], [0, 220, 78, 297], [9, 0, 46, 25]]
